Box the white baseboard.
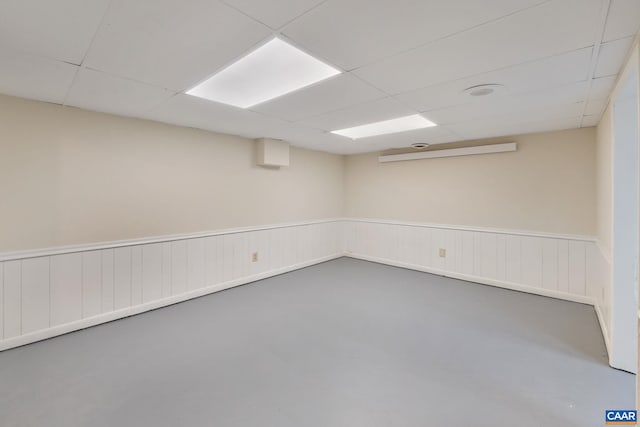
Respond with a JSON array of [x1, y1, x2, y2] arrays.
[[344, 253, 597, 306], [594, 304, 611, 361], [0, 253, 342, 352]]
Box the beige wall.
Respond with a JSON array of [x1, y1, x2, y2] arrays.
[[0, 93, 602, 252], [345, 128, 597, 235], [0, 94, 345, 252], [596, 102, 614, 257]]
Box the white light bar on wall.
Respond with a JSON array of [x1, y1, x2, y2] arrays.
[[186, 38, 341, 108], [331, 114, 437, 139], [378, 142, 517, 163]]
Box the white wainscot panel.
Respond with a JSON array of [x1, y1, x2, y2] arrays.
[[399, 225, 419, 266], [285, 227, 299, 267], [131, 246, 143, 305], [445, 229, 457, 272], [557, 240, 570, 293], [505, 235, 522, 284], [386, 223, 401, 262], [0, 220, 595, 353], [114, 247, 132, 309], [456, 231, 475, 275], [50, 253, 82, 327], [171, 240, 188, 295], [299, 225, 312, 264], [343, 220, 594, 307], [0, 263, 3, 340], [431, 228, 446, 271], [22, 257, 50, 334], [521, 237, 543, 288], [212, 235, 225, 285], [417, 226, 432, 268], [3, 261, 21, 339], [541, 239, 559, 292], [0, 220, 342, 351], [187, 238, 205, 291], [268, 228, 284, 271], [344, 221, 357, 255], [248, 231, 261, 276], [204, 237, 218, 287], [222, 234, 234, 283], [82, 251, 102, 318], [568, 240, 587, 296], [101, 249, 114, 313], [354, 222, 367, 257], [478, 232, 498, 280], [585, 242, 603, 303], [161, 243, 172, 297], [231, 233, 248, 280], [142, 243, 163, 303], [496, 234, 507, 281]]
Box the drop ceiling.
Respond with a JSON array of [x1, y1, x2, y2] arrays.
[[0, 0, 638, 154]]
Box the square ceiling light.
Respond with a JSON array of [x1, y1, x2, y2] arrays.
[[186, 38, 341, 108], [331, 114, 437, 139]]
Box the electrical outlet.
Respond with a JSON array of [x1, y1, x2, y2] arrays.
[[439, 248, 446, 258], [251, 252, 258, 262]]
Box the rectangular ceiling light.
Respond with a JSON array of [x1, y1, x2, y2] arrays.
[[186, 38, 341, 108], [331, 114, 437, 139]]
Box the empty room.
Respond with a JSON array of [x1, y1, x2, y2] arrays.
[[1, 1, 639, 426]]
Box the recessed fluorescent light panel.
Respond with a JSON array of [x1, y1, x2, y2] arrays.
[[331, 114, 437, 139], [186, 38, 341, 108]]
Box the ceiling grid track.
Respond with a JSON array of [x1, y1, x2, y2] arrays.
[[61, 0, 115, 106], [579, 0, 612, 127]]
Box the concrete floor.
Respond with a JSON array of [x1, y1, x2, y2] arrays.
[[0, 258, 634, 427]]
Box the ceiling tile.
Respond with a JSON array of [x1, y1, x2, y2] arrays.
[[595, 36, 634, 78], [65, 69, 176, 117], [354, 0, 602, 94], [423, 82, 588, 125], [83, 0, 271, 91], [0, 46, 78, 104], [590, 75, 617, 99], [0, 0, 111, 64], [395, 48, 592, 112], [283, 0, 547, 70], [251, 73, 386, 122], [602, 0, 640, 42], [145, 94, 289, 139], [454, 116, 583, 140], [447, 109, 583, 140], [221, 0, 325, 29], [298, 97, 416, 131], [584, 98, 608, 116]]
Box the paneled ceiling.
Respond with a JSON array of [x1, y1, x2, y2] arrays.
[[0, 0, 638, 154]]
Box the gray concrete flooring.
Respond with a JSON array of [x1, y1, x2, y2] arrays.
[[0, 257, 634, 427]]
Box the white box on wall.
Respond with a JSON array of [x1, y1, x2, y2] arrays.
[[256, 138, 289, 167]]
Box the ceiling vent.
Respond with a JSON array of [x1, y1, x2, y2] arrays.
[[410, 143, 430, 149], [462, 84, 506, 97]]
